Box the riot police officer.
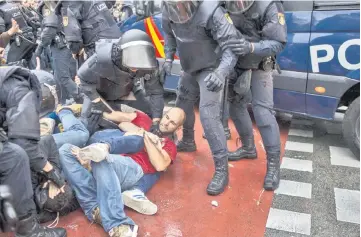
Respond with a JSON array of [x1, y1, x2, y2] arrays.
[[0, 67, 67, 236], [161, 0, 240, 195], [35, 1, 78, 104], [54, 0, 122, 59], [0, 0, 38, 68], [223, 0, 287, 191], [77, 29, 164, 124]]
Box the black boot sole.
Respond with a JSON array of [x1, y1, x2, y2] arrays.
[[228, 154, 258, 161], [264, 182, 280, 191]]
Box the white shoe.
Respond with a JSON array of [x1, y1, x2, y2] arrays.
[[122, 189, 158, 215], [78, 143, 109, 163]]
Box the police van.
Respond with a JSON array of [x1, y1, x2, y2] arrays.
[[119, 1, 360, 157]]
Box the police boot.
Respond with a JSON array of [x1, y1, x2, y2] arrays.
[[263, 152, 281, 191], [176, 129, 196, 152], [15, 214, 67, 237], [228, 136, 257, 161], [206, 158, 229, 196]]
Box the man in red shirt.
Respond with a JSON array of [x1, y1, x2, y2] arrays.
[[59, 107, 185, 237]]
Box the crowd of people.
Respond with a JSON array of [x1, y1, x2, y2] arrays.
[[0, 0, 287, 237]]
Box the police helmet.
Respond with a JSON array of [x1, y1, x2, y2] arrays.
[[118, 29, 157, 72], [31, 70, 61, 118], [164, 0, 200, 24], [225, 0, 255, 14]]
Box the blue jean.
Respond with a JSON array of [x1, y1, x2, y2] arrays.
[[88, 129, 161, 194], [53, 109, 89, 149], [59, 143, 143, 232]]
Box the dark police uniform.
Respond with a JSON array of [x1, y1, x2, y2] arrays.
[[78, 29, 164, 120], [162, 1, 239, 196], [36, 2, 78, 104], [0, 1, 37, 67], [58, 0, 122, 57], [0, 66, 66, 237], [224, 0, 287, 191]]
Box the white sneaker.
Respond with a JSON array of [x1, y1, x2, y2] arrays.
[[78, 143, 109, 163], [122, 189, 158, 215]]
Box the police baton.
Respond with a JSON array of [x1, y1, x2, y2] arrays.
[[220, 76, 229, 125]]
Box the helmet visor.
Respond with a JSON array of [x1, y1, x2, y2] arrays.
[[121, 41, 158, 70], [225, 0, 255, 14], [44, 1, 58, 12], [165, 1, 199, 24]]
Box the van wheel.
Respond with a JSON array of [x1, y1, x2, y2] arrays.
[[342, 97, 360, 159]]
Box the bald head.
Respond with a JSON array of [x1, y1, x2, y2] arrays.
[[159, 107, 186, 133]]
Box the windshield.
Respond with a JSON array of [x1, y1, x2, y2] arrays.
[[134, 0, 163, 16]]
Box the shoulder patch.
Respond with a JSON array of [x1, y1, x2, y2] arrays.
[[278, 13, 285, 26], [62, 16, 68, 27], [224, 13, 233, 24]]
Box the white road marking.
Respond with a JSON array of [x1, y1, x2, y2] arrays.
[[285, 141, 314, 153], [330, 146, 360, 168], [334, 188, 360, 224], [266, 208, 311, 235], [281, 157, 313, 172], [275, 180, 312, 199], [288, 128, 314, 138]]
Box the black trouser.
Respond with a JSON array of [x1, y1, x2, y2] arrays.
[[0, 142, 36, 218]]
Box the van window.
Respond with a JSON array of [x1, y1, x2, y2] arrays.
[[283, 1, 313, 11], [314, 1, 360, 10]]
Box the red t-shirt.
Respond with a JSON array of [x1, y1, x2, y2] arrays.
[[125, 111, 177, 174]]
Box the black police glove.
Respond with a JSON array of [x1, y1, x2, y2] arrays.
[[160, 60, 172, 85], [87, 109, 102, 135], [226, 38, 253, 56], [204, 71, 225, 92], [69, 42, 83, 55], [43, 167, 65, 189], [34, 45, 43, 57], [91, 100, 113, 114]]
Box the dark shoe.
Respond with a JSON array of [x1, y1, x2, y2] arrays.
[[15, 214, 67, 237], [263, 152, 281, 191], [206, 159, 229, 196], [228, 136, 257, 161], [176, 140, 197, 152]]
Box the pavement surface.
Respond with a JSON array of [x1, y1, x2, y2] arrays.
[[1, 98, 359, 237]]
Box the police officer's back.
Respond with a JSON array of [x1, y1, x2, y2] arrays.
[[58, 0, 122, 57]]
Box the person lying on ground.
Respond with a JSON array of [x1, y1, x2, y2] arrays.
[[58, 106, 185, 236], [84, 106, 185, 215]]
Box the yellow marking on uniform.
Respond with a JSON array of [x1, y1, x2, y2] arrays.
[[225, 13, 233, 24], [146, 17, 165, 58], [63, 16, 68, 27], [278, 13, 285, 25]]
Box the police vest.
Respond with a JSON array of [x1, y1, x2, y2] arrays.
[[163, 1, 221, 74], [80, 1, 121, 46], [230, 0, 272, 69], [94, 39, 133, 101]]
